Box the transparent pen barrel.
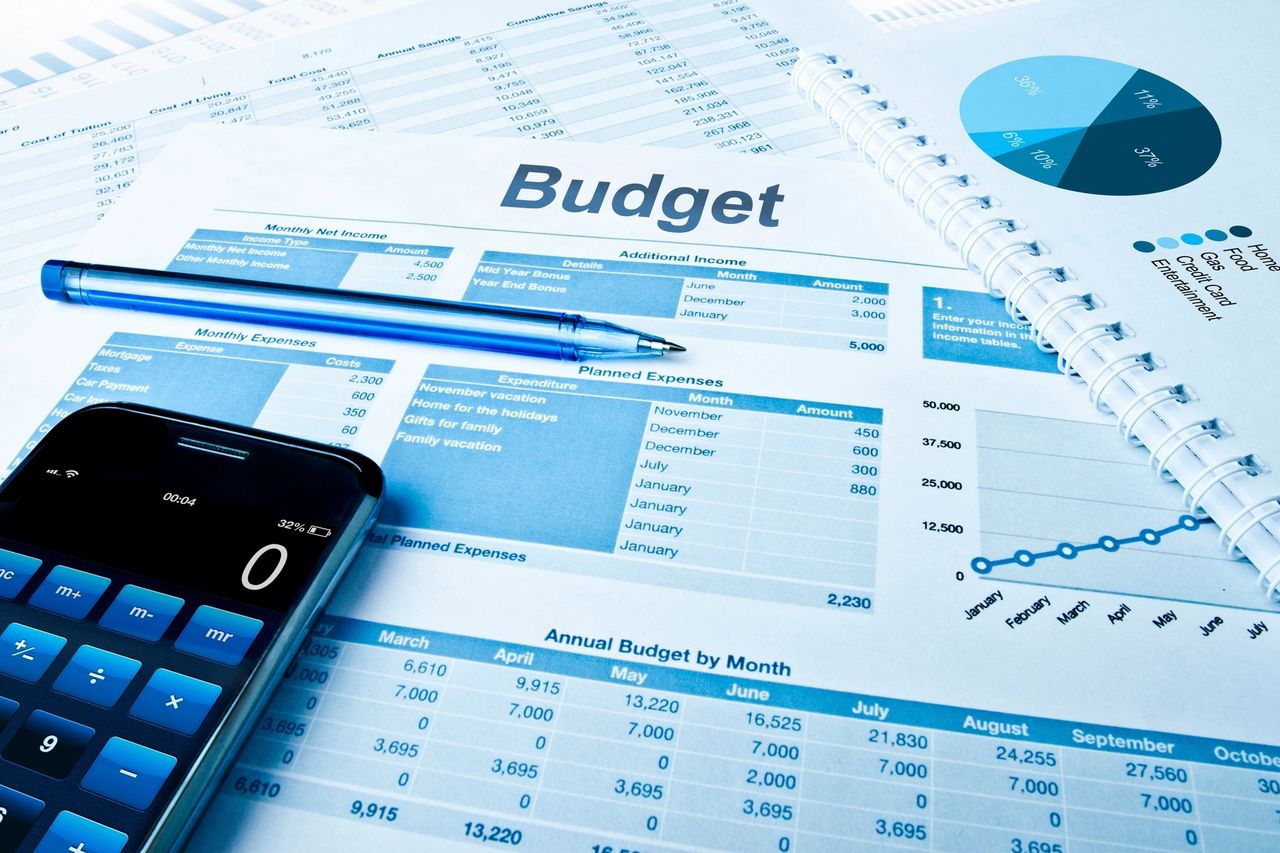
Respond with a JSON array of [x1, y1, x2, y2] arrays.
[[45, 263, 578, 360]]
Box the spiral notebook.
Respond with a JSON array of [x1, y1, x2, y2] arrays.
[[790, 2, 1280, 599]]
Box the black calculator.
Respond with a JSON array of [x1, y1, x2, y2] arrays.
[[0, 543, 273, 852], [0, 404, 382, 852]]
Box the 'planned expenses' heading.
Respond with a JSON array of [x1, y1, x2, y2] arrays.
[[500, 163, 785, 234]]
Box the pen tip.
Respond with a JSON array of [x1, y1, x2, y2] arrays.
[[640, 337, 686, 354]]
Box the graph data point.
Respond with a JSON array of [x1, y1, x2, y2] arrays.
[[1057, 544, 1077, 559], [971, 558, 993, 575]]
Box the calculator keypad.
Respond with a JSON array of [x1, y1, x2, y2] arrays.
[[0, 543, 274, 851], [33, 811, 128, 853], [129, 669, 221, 735], [52, 647, 141, 708], [173, 605, 263, 666], [28, 567, 110, 621], [98, 586, 183, 643], [4, 710, 95, 779], [0, 784, 44, 848], [81, 738, 177, 810], [0, 548, 41, 600], [0, 624, 67, 682]]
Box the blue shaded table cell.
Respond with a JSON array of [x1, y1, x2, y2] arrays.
[[382, 377, 651, 551], [933, 821, 1059, 852], [473, 251, 887, 297], [1065, 806, 1201, 849], [427, 713, 551, 757], [171, 229, 453, 287], [468, 265, 682, 317], [1062, 748, 1196, 790], [933, 759, 1063, 803], [537, 731, 669, 777], [803, 800, 932, 845], [658, 795, 796, 852], [1057, 774, 1192, 815], [290, 745, 427, 793], [413, 739, 545, 783], [531, 787, 672, 841], [1200, 825, 1280, 851], [301, 717, 424, 760], [804, 766, 930, 814], [412, 767, 533, 814], [23, 332, 394, 461], [1192, 764, 1280, 797], [104, 332, 396, 372], [28, 565, 110, 619], [1196, 792, 1280, 835], [56, 344, 284, 426], [923, 287, 1057, 373], [0, 547, 40, 599], [169, 240, 356, 287], [933, 787, 1064, 831]]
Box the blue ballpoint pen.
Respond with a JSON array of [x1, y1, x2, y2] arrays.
[[41, 260, 686, 361]]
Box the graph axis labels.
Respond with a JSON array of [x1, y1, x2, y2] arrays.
[[960, 55, 1221, 196]]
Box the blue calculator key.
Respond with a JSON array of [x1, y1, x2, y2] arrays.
[[81, 737, 177, 811], [0, 692, 17, 723], [3, 710, 94, 779], [0, 784, 44, 849], [0, 547, 40, 599], [33, 810, 127, 853], [28, 565, 110, 620], [0, 623, 67, 681], [175, 605, 262, 666], [130, 668, 222, 735], [98, 584, 184, 641], [53, 646, 141, 708]]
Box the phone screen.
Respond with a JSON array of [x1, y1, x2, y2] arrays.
[[0, 405, 376, 851]]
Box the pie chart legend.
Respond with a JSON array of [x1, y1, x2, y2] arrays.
[[960, 55, 1221, 195]]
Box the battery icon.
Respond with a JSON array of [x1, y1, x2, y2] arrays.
[[306, 525, 332, 538]]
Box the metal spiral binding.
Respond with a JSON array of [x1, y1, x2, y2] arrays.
[[792, 50, 1280, 598]]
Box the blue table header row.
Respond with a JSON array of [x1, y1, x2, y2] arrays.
[[481, 250, 889, 294], [190, 228, 453, 258], [105, 332, 396, 373], [317, 615, 1280, 774], [422, 365, 883, 424]]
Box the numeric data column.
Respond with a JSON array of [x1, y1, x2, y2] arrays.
[[931, 732, 1068, 851], [532, 676, 684, 844], [413, 660, 564, 819], [286, 639, 451, 797], [658, 696, 805, 851]]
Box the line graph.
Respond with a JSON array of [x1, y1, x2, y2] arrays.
[[974, 411, 1278, 612], [972, 514, 1207, 573]]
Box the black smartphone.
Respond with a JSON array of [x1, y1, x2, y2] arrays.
[[0, 403, 382, 852]]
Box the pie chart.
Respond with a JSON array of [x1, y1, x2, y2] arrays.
[[960, 56, 1221, 195]]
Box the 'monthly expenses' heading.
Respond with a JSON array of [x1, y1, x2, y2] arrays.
[[500, 163, 785, 234]]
